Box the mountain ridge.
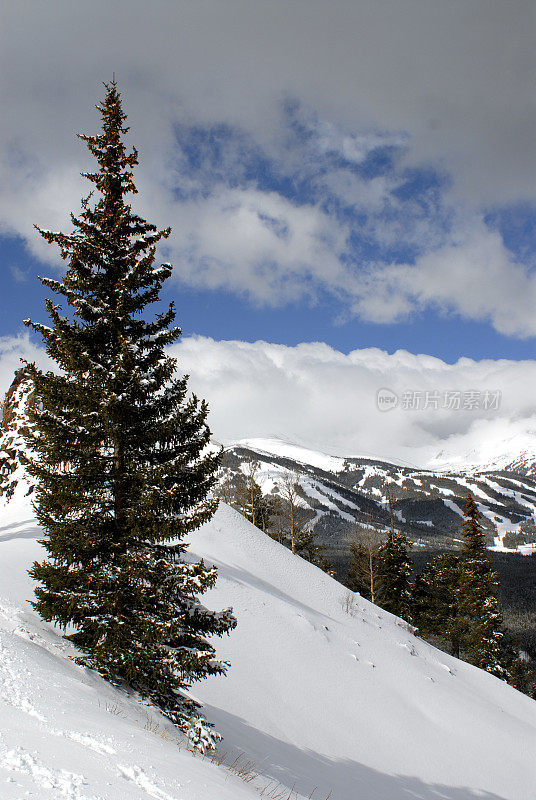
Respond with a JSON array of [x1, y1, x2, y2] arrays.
[[220, 437, 536, 565]]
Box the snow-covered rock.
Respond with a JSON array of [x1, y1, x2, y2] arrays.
[[0, 368, 35, 502]]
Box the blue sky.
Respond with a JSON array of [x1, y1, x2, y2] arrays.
[[0, 1, 535, 365], [2, 110, 535, 364], [3, 231, 536, 365]]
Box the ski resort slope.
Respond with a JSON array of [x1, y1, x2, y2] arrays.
[[0, 499, 534, 800]]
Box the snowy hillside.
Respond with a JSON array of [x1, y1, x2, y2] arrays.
[[234, 437, 349, 473], [234, 432, 536, 477], [0, 493, 535, 799]]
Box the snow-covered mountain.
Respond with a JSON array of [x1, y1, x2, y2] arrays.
[[221, 437, 536, 563], [0, 489, 534, 799], [427, 425, 536, 477]]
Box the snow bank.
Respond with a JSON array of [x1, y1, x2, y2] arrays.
[[0, 500, 534, 799]]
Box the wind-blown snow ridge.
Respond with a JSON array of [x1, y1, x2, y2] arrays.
[[232, 437, 349, 473], [0, 499, 534, 799], [232, 432, 536, 476]]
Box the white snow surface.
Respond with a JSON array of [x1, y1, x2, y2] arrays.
[[232, 431, 536, 476], [425, 425, 536, 475], [233, 437, 347, 473], [0, 495, 535, 799]]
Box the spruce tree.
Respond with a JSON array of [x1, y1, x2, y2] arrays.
[[23, 81, 236, 750], [457, 493, 508, 679], [376, 497, 412, 620], [377, 528, 413, 620], [413, 552, 461, 656]]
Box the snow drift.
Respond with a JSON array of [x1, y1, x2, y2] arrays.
[[0, 494, 534, 799]]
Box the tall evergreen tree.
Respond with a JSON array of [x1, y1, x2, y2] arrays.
[[24, 81, 236, 750], [377, 528, 413, 620], [413, 552, 461, 656], [413, 504, 532, 690], [457, 493, 508, 679], [376, 496, 412, 620]]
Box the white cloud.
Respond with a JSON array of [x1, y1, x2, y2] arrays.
[[136, 179, 536, 337], [169, 336, 536, 467], [0, 1, 534, 335], [353, 220, 536, 336], [1, 1, 532, 208], [0, 334, 54, 395], [312, 120, 409, 164], [2, 334, 535, 469], [162, 188, 352, 304], [321, 172, 395, 213]]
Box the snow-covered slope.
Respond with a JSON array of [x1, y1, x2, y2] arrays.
[[235, 430, 536, 478], [426, 420, 536, 477], [234, 437, 349, 473], [0, 518, 258, 799], [1, 496, 535, 799]]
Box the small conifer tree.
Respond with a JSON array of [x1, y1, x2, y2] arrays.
[[24, 81, 236, 750], [377, 529, 413, 620]]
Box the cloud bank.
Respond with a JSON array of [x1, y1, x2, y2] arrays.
[[1, 1, 535, 337], [171, 337, 536, 467], [2, 333, 535, 469]]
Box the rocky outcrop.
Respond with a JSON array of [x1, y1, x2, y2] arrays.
[[0, 368, 35, 500]]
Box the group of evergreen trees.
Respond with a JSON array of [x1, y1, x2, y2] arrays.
[[220, 456, 532, 693], [219, 460, 529, 691], [413, 494, 529, 685], [21, 82, 235, 750], [347, 492, 531, 691], [346, 494, 413, 620]]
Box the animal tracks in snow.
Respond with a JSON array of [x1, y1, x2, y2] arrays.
[[397, 641, 419, 657], [61, 731, 117, 756], [1, 747, 95, 799], [0, 638, 47, 722], [118, 764, 181, 800]]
